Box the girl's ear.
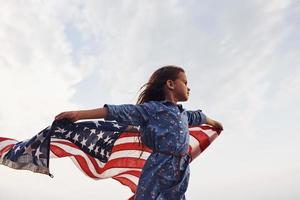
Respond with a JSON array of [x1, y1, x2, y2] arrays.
[[166, 80, 175, 90]]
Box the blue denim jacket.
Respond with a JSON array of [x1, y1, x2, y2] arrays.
[[104, 101, 206, 154], [104, 100, 207, 199]]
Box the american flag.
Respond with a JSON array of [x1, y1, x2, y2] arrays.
[[0, 119, 221, 199]]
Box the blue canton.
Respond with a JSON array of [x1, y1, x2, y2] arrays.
[[2, 120, 127, 176]]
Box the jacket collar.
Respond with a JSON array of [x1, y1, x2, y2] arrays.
[[160, 100, 184, 113]]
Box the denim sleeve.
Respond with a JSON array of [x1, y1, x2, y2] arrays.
[[186, 110, 207, 126], [103, 103, 150, 126]]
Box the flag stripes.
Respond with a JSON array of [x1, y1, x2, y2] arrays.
[[0, 123, 220, 199]]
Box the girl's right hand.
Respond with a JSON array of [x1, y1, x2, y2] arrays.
[[55, 111, 80, 122], [206, 117, 223, 132], [213, 120, 223, 131]]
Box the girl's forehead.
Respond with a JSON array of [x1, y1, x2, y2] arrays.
[[177, 72, 187, 81]]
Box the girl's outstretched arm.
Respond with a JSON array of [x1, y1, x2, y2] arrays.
[[55, 107, 108, 122], [206, 117, 224, 131]]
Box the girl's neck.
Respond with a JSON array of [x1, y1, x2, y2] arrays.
[[164, 94, 178, 105]]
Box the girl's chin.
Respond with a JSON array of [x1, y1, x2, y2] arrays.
[[181, 97, 189, 101]]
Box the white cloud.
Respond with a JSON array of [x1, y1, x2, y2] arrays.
[[0, 1, 82, 137]]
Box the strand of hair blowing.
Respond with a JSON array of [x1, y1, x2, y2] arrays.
[[135, 65, 184, 157]]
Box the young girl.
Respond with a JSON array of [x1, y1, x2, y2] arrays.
[[55, 66, 223, 200]]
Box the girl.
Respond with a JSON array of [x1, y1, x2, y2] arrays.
[[55, 66, 223, 200]]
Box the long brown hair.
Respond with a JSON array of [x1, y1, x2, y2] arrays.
[[137, 65, 184, 104], [135, 65, 184, 158]]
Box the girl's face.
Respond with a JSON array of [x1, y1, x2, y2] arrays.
[[173, 72, 190, 102]]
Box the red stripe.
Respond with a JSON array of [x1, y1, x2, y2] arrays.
[[118, 132, 140, 138], [89, 156, 145, 174], [50, 144, 71, 158], [112, 143, 152, 153], [104, 157, 146, 170], [0, 137, 17, 142], [188, 146, 192, 155], [190, 130, 211, 151]]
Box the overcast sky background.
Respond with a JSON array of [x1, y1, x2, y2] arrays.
[[0, 0, 299, 199]]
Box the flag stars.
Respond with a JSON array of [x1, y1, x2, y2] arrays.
[[0, 121, 128, 168], [81, 138, 87, 147], [36, 134, 45, 143], [55, 127, 67, 134], [35, 148, 43, 159], [94, 146, 99, 154], [113, 123, 122, 129], [14, 146, 21, 154], [107, 139, 113, 144], [97, 131, 105, 140], [73, 133, 80, 142], [104, 137, 110, 143], [24, 145, 34, 155], [94, 121, 102, 128], [65, 131, 73, 138], [100, 149, 105, 157], [90, 129, 96, 135], [88, 143, 95, 152]]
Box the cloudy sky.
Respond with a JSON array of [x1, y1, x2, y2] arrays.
[[0, 0, 299, 199]]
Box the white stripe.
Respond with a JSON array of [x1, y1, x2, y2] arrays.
[[189, 135, 202, 159], [114, 136, 139, 145], [109, 150, 150, 161], [51, 138, 72, 143], [0, 139, 17, 150], [188, 127, 203, 131]]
